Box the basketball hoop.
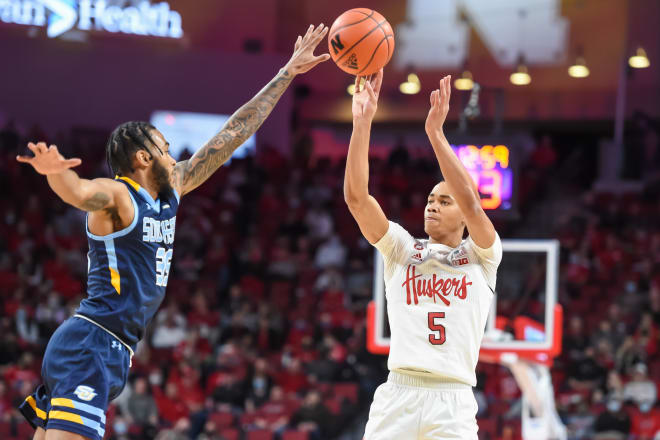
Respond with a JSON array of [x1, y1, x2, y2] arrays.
[[479, 305, 567, 440]]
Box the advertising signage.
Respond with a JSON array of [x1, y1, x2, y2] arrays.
[[0, 0, 183, 38]]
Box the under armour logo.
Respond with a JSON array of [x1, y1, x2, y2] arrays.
[[111, 341, 122, 351]]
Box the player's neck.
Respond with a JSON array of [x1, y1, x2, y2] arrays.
[[124, 171, 159, 200], [428, 232, 462, 248]]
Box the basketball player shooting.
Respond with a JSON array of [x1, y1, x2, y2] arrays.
[[15, 24, 330, 440], [344, 70, 502, 439]]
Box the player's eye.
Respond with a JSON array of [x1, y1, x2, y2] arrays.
[[441, 201, 450, 206]]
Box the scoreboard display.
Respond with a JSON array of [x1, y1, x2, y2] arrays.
[[451, 144, 514, 211]]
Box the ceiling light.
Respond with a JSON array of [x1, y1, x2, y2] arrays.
[[399, 72, 421, 95], [629, 47, 650, 69], [510, 62, 531, 86], [568, 56, 590, 78], [454, 70, 474, 90]]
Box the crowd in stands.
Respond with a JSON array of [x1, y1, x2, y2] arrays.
[[0, 121, 658, 440]]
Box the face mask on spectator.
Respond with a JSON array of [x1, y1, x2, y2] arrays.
[[639, 402, 652, 413], [149, 371, 162, 386], [607, 400, 622, 412], [254, 377, 266, 389], [114, 420, 128, 435]]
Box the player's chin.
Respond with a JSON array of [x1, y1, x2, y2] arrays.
[[423, 220, 441, 236]]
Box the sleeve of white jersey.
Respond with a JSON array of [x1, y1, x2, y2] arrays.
[[467, 233, 503, 291], [373, 221, 415, 281]]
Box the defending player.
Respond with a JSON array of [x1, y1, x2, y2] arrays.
[[344, 70, 502, 439], [16, 24, 331, 440]]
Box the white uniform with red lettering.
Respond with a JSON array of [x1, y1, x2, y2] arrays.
[[364, 221, 502, 440]]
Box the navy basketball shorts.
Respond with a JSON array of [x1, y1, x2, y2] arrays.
[[19, 316, 131, 440]]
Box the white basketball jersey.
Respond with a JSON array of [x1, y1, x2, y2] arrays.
[[374, 221, 502, 386]]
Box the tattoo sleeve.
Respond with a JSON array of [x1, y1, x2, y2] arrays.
[[173, 68, 295, 195]]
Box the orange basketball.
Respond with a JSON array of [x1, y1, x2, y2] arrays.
[[328, 8, 395, 76]]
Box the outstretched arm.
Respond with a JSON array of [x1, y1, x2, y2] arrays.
[[172, 23, 331, 196], [343, 70, 389, 244], [424, 75, 496, 248], [17, 142, 126, 212]]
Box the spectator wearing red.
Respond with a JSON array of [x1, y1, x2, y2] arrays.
[[630, 405, 660, 440], [277, 358, 310, 395], [154, 382, 189, 426]]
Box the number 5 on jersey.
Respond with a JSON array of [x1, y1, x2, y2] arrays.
[[428, 312, 446, 345], [156, 247, 173, 286]]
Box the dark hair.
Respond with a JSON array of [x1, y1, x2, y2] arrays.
[[106, 121, 158, 176]]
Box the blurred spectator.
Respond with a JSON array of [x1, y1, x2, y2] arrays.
[[246, 358, 273, 407], [566, 400, 595, 440], [623, 363, 658, 409], [252, 385, 298, 432], [155, 417, 191, 440], [631, 404, 660, 440], [155, 382, 189, 425], [314, 234, 347, 269], [289, 390, 335, 439], [568, 347, 607, 391], [305, 206, 333, 240], [152, 304, 187, 349], [593, 398, 630, 440], [126, 376, 159, 436], [530, 135, 557, 170], [277, 358, 310, 395], [563, 316, 589, 363]]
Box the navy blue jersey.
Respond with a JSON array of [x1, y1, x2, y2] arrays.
[[76, 176, 179, 347]]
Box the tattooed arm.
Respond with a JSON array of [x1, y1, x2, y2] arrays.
[[171, 68, 294, 195], [172, 23, 330, 196]]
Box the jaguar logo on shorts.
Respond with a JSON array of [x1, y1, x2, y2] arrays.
[[74, 385, 97, 402]]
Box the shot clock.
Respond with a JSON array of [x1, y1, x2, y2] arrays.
[[451, 144, 513, 211]]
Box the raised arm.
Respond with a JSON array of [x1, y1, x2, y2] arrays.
[[172, 24, 331, 196], [343, 70, 389, 244], [424, 76, 496, 248], [17, 142, 127, 213]]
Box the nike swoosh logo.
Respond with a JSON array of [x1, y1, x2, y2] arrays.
[[42, 0, 77, 38]]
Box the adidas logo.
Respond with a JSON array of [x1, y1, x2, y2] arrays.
[[343, 53, 359, 70]]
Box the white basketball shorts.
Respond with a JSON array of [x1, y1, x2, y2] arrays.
[[363, 371, 479, 440]]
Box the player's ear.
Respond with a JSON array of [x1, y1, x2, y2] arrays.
[[134, 149, 152, 169]]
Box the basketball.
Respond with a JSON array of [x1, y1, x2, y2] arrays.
[[328, 8, 395, 76]]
